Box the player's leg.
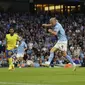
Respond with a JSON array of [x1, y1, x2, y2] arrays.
[[6, 50, 14, 70], [19, 57, 24, 68], [62, 51, 76, 71], [45, 43, 59, 66], [16, 53, 24, 68], [60, 42, 76, 71], [16, 54, 21, 68], [62, 51, 76, 65], [45, 47, 56, 65]]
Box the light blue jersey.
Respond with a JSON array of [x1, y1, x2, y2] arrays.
[[17, 41, 27, 54], [45, 22, 76, 67], [54, 22, 67, 41]]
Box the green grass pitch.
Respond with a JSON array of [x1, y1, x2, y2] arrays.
[[0, 67, 85, 85]]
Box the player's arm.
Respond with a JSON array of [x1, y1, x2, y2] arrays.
[[24, 42, 27, 51], [17, 35, 21, 41], [15, 35, 20, 48], [48, 29, 57, 35], [5, 35, 7, 48], [48, 25, 60, 36], [42, 24, 52, 27]]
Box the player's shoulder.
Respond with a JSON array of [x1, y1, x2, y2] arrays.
[[22, 40, 25, 42], [6, 34, 10, 37], [54, 22, 61, 29], [57, 22, 63, 28], [14, 33, 18, 37], [57, 22, 61, 26], [6, 34, 10, 36], [14, 33, 18, 36]]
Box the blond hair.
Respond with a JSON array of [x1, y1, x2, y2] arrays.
[[50, 17, 58, 22]]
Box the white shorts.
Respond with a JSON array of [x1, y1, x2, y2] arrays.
[[27, 60, 34, 65], [16, 53, 24, 58], [54, 41, 67, 51]]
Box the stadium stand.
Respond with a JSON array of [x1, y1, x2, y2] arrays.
[[0, 12, 85, 67]]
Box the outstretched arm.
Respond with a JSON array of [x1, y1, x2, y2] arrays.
[[42, 24, 52, 27], [48, 29, 57, 36]]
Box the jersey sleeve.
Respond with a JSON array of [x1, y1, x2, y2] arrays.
[[54, 25, 60, 33], [5, 35, 8, 48], [24, 42, 27, 49], [6, 34, 7, 40], [17, 35, 20, 41], [5, 34, 8, 43]]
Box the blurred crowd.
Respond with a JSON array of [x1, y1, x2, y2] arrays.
[[0, 12, 85, 67]]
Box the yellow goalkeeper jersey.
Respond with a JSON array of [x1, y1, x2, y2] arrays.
[[6, 33, 19, 50]]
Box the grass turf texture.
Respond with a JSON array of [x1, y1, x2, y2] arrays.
[[0, 67, 85, 85]]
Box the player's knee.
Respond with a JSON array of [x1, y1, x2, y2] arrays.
[[8, 51, 12, 56], [50, 47, 56, 52], [62, 51, 67, 57], [20, 57, 23, 61]]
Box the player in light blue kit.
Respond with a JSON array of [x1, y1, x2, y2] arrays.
[[42, 18, 76, 71], [16, 37, 27, 68]]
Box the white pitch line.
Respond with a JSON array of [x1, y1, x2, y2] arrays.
[[0, 82, 54, 85]]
